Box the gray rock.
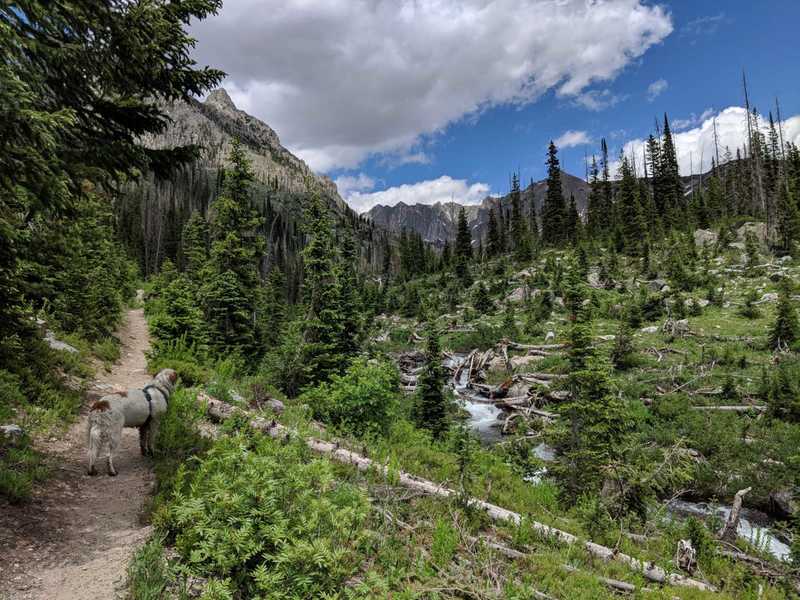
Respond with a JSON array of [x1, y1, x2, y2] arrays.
[[597, 335, 616, 341], [769, 490, 798, 520], [728, 242, 746, 251], [265, 399, 285, 415], [44, 330, 78, 353], [509, 354, 542, 369], [736, 221, 768, 244], [1, 424, 24, 444], [756, 292, 779, 304], [647, 279, 667, 292], [693, 229, 718, 247], [640, 326, 659, 334], [506, 287, 526, 303], [545, 331, 556, 343]]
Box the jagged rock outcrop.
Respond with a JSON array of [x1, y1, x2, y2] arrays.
[[365, 172, 590, 246]]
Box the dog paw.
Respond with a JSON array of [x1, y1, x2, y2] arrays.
[[108, 470, 118, 477], [88, 469, 98, 476]]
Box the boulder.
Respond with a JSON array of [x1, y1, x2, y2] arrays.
[[265, 399, 285, 415], [0, 424, 24, 445], [544, 331, 556, 343], [647, 279, 667, 292], [44, 330, 78, 354], [693, 229, 718, 247], [756, 292, 779, 304], [736, 221, 768, 244], [768, 489, 798, 520], [640, 326, 659, 334], [728, 242, 746, 251], [597, 335, 616, 342]]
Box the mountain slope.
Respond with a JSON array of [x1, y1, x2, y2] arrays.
[[365, 172, 590, 246], [118, 89, 389, 286]]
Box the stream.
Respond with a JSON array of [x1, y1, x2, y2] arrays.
[[437, 353, 790, 561]]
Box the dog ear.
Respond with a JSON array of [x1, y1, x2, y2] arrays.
[[169, 370, 178, 383]]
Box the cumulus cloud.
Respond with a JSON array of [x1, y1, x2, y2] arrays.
[[613, 107, 800, 177], [554, 130, 592, 149], [646, 79, 668, 102], [334, 173, 375, 198], [346, 176, 491, 213], [190, 0, 672, 171], [671, 108, 715, 131]]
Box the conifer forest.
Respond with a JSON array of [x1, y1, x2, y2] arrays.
[[3, 2, 800, 599]]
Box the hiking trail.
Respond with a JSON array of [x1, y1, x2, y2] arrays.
[[1, 304, 155, 600]]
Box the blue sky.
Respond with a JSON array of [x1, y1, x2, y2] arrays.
[[190, 1, 800, 212]]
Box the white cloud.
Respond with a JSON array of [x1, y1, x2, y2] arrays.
[[573, 89, 627, 112], [613, 106, 800, 177], [346, 176, 491, 213], [671, 108, 715, 131], [190, 0, 672, 171], [646, 78, 668, 102], [554, 130, 592, 149], [334, 173, 375, 198]]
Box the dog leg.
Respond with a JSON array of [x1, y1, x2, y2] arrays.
[[139, 425, 148, 456], [147, 419, 160, 457], [107, 451, 117, 476], [88, 426, 99, 476]]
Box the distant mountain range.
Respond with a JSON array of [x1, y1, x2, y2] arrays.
[[365, 171, 590, 246]]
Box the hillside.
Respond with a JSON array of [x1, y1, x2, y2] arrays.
[[366, 171, 590, 246], [117, 89, 391, 282]]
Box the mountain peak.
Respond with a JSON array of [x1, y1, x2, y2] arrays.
[[205, 88, 237, 112]]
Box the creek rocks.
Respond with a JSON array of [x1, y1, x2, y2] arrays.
[[43, 330, 78, 353], [768, 490, 798, 520], [0, 424, 24, 446]]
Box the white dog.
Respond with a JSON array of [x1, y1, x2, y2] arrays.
[[87, 368, 177, 476]]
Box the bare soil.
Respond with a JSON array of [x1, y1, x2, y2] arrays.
[[0, 307, 155, 600]]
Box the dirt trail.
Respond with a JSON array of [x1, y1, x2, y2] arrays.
[[1, 306, 155, 600]]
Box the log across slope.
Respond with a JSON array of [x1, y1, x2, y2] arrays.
[[199, 393, 717, 593]]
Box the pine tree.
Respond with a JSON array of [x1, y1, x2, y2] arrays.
[[617, 155, 645, 256], [509, 172, 531, 260], [263, 266, 286, 347], [454, 207, 473, 285], [300, 187, 345, 384], [486, 208, 501, 257], [586, 156, 603, 238], [660, 114, 685, 229], [181, 211, 209, 279], [542, 141, 567, 245], [473, 282, 493, 313], [336, 231, 362, 358], [769, 278, 799, 350], [566, 194, 580, 243], [600, 139, 614, 233], [200, 139, 265, 359], [416, 323, 449, 438]]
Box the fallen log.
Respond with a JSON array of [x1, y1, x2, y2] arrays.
[[199, 394, 716, 592], [691, 405, 767, 413], [517, 372, 567, 381], [505, 341, 566, 351]]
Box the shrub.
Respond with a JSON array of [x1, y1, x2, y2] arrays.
[[165, 435, 371, 598], [301, 357, 400, 437]]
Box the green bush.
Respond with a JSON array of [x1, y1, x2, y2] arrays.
[[147, 336, 210, 387], [165, 434, 371, 598], [301, 357, 400, 437], [0, 430, 48, 503]]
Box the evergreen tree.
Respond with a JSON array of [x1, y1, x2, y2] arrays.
[[181, 211, 209, 279], [416, 323, 449, 438], [660, 114, 685, 229], [486, 208, 501, 257], [542, 141, 567, 245], [473, 282, 493, 313], [336, 231, 362, 358], [566, 194, 580, 243], [263, 266, 287, 347], [586, 156, 602, 238], [617, 155, 645, 256], [509, 172, 531, 260], [200, 139, 265, 359], [454, 207, 473, 285], [299, 188, 345, 384], [769, 278, 799, 350]]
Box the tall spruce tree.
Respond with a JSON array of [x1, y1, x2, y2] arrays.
[[586, 156, 603, 238], [542, 141, 567, 245], [660, 114, 685, 229], [416, 322, 448, 438], [200, 139, 265, 359], [509, 172, 531, 260], [454, 207, 473, 284], [486, 207, 501, 257], [617, 155, 645, 256], [300, 188, 345, 384]]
